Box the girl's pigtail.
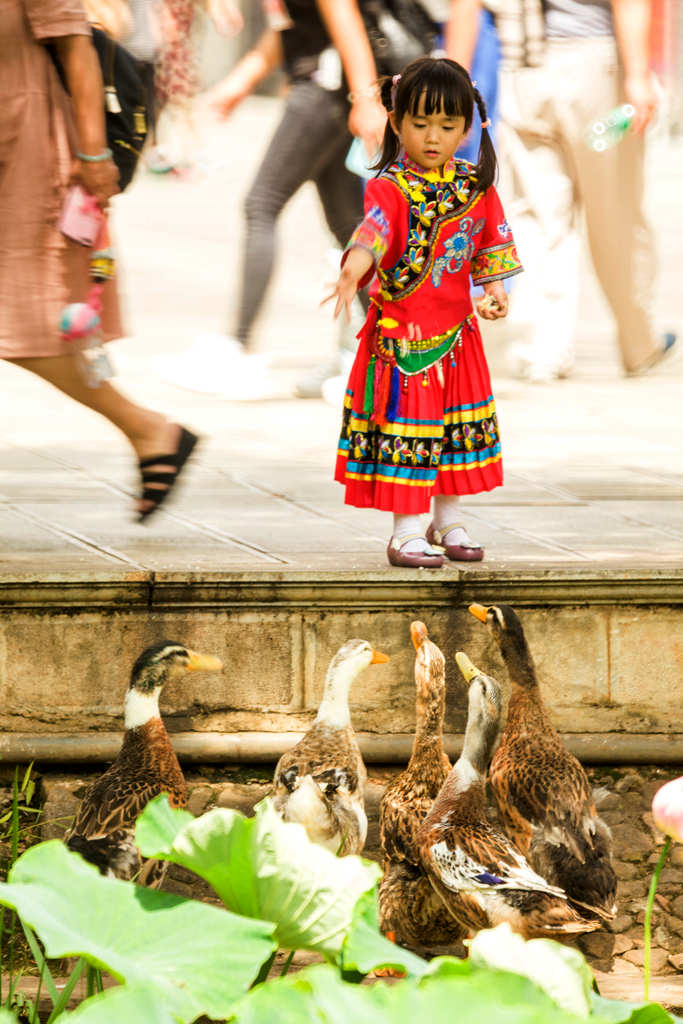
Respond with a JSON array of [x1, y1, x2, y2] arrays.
[[472, 87, 498, 192], [371, 75, 401, 173]]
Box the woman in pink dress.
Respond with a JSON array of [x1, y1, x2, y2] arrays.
[[0, 0, 197, 521]]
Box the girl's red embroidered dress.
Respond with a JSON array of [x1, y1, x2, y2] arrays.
[[335, 155, 522, 513]]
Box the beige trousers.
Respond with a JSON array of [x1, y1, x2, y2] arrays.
[[498, 37, 658, 374]]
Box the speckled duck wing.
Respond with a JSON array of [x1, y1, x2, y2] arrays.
[[419, 816, 598, 938], [490, 731, 598, 857], [70, 765, 164, 841], [272, 722, 367, 854], [490, 735, 616, 918], [68, 724, 186, 876], [273, 722, 366, 804]]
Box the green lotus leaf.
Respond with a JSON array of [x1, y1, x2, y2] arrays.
[[0, 1010, 19, 1024], [341, 888, 428, 978], [590, 993, 683, 1024], [136, 796, 381, 957], [231, 959, 598, 1024], [469, 923, 593, 1017], [65, 983, 183, 1024], [0, 840, 276, 1023], [132, 794, 194, 857]]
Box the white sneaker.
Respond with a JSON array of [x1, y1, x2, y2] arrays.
[[507, 342, 574, 383], [321, 374, 347, 407], [157, 332, 272, 399]]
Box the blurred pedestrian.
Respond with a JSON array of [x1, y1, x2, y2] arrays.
[[151, 0, 243, 170], [328, 58, 523, 568], [0, 0, 198, 521], [446, 0, 501, 161], [158, 0, 387, 400], [495, 0, 677, 382]]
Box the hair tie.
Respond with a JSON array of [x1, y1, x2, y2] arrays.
[[390, 73, 401, 109], [481, 119, 491, 129]]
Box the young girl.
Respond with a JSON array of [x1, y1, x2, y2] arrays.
[[329, 57, 522, 567]]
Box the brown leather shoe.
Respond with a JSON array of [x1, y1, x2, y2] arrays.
[[426, 522, 484, 562], [387, 533, 445, 568]]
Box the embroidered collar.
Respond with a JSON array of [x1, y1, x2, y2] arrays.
[[387, 153, 477, 206], [396, 151, 477, 184]]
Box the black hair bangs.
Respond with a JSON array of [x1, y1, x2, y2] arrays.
[[402, 60, 473, 127]]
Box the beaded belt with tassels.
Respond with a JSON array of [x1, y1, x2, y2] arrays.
[[361, 311, 474, 426]]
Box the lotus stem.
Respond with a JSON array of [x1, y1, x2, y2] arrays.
[[280, 950, 295, 977], [643, 835, 672, 1002]]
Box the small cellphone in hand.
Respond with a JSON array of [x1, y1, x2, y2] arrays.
[[58, 184, 102, 246]]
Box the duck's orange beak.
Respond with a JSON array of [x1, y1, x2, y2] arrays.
[[468, 603, 489, 623], [371, 649, 390, 664], [410, 620, 429, 650], [185, 651, 224, 672]]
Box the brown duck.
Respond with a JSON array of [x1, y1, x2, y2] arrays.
[[378, 621, 465, 950], [67, 642, 223, 885], [418, 652, 599, 939], [272, 639, 389, 856], [469, 603, 617, 921]]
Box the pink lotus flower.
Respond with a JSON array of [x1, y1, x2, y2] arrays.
[[652, 776, 683, 843]]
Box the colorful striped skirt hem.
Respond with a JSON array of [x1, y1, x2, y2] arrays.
[[334, 316, 503, 513]]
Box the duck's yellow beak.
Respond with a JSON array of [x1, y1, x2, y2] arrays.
[[371, 649, 390, 664], [468, 603, 489, 623], [410, 620, 429, 651], [185, 651, 224, 672], [455, 651, 482, 682]]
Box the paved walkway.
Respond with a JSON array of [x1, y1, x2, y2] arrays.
[[1, 99, 682, 575]]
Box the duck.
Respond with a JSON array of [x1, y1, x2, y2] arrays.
[[468, 603, 617, 921], [67, 642, 223, 885], [418, 652, 599, 939], [272, 638, 389, 856], [378, 621, 465, 950]]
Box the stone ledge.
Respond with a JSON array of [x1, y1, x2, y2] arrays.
[[0, 572, 150, 609], [1, 731, 681, 765], [2, 567, 683, 609]]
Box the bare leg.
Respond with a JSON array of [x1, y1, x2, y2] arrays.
[[9, 353, 179, 515]]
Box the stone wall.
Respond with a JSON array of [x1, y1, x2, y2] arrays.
[[1, 581, 682, 757]]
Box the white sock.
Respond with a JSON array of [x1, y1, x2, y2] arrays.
[[393, 513, 430, 553], [432, 495, 478, 547]]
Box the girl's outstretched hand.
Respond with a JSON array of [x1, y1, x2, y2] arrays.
[[322, 248, 374, 320], [323, 267, 359, 321], [476, 281, 508, 320]]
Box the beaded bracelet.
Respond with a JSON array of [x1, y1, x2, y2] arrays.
[[76, 148, 113, 162], [347, 83, 380, 103]]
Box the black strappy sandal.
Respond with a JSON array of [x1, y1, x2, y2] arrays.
[[136, 426, 199, 523]]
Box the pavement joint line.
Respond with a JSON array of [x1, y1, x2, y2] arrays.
[[141, 505, 291, 564], [227, 471, 387, 543], [507, 469, 590, 504], [6, 505, 146, 569], [509, 469, 683, 539], [618, 464, 683, 490], [4, 441, 288, 563], [3, 441, 135, 501], [462, 508, 593, 561], [596, 506, 683, 542]]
